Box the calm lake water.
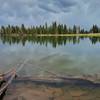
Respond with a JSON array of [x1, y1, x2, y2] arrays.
[[0, 36, 100, 77]]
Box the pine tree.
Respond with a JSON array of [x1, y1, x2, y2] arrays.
[[91, 25, 99, 33], [73, 25, 77, 34]]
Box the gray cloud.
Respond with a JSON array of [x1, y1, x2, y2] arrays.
[[0, 0, 100, 28], [38, 0, 77, 13], [88, 0, 100, 14], [38, 4, 59, 13]]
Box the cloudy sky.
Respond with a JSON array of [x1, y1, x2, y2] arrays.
[[0, 0, 100, 28]]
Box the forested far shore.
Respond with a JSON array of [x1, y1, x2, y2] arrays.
[[0, 22, 100, 35]]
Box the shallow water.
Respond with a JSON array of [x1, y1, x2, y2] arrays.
[[1, 36, 100, 100], [4, 78, 100, 100], [0, 36, 100, 77]]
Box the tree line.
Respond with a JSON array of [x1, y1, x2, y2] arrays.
[[0, 22, 100, 35]]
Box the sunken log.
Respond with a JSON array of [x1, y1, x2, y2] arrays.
[[13, 75, 100, 88]]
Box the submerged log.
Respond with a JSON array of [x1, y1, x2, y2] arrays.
[[13, 75, 100, 88], [0, 69, 16, 100]]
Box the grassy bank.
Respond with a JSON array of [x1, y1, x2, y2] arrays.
[[1, 33, 100, 37], [37, 33, 100, 37]]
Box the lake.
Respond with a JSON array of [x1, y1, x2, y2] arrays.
[[0, 36, 100, 77]]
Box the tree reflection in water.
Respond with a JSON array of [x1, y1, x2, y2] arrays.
[[0, 36, 100, 48]]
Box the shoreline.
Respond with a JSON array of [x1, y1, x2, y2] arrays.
[[36, 33, 100, 37], [1, 33, 100, 37]]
